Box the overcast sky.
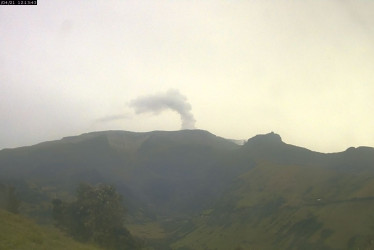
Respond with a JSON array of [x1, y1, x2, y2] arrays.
[[1, 0, 373, 152]]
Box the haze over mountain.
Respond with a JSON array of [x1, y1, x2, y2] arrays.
[[2, 1, 374, 153], [1, 129, 374, 249], [2, 1, 374, 248]]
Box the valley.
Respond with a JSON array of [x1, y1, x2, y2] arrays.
[[1, 130, 374, 249]]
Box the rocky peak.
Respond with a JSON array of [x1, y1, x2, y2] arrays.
[[245, 132, 283, 147]]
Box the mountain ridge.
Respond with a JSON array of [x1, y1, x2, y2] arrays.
[[2, 129, 372, 154], [1, 129, 374, 249]]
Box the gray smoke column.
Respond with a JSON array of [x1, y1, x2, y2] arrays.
[[130, 89, 196, 129]]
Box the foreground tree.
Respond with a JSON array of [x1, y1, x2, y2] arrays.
[[52, 183, 140, 249]]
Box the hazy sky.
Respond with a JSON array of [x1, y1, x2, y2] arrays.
[[1, 0, 373, 152]]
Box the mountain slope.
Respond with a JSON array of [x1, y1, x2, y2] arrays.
[[1, 130, 374, 249], [0, 130, 239, 218], [0, 209, 102, 250], [171, 133, 374, 250]]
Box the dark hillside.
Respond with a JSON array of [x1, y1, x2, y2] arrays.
[[1, 130, 374, 249], [172, 133, 374, 250], [0, 130, 239, 218]]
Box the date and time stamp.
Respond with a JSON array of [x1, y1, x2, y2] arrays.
[[1, 1, 37, 5]]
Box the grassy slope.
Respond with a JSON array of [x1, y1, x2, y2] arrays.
[[172, 161, 374, 250], [2, 131, 374, 249], [0, 209, 102, 250]]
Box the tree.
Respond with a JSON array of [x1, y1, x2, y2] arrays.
[[52, 183, 140, 249]]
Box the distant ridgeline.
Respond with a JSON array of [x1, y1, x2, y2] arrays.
[[1, 130, 374, 250]]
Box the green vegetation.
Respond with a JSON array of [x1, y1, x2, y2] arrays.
[[172, 161, 374, 249], [53, 183, 141, 249], [0, 184, 21, 214], [0, 208, 102, 250], [1, 130, 374, 249]]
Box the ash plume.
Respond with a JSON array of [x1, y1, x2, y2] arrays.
[[130, 89, 196, 129]]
